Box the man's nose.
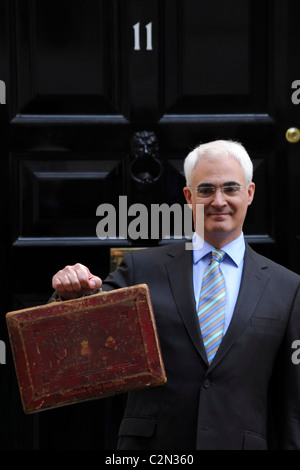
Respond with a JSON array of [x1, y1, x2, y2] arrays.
[[211, 188, 227, 205]]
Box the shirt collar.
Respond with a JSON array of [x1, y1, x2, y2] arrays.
[[192, 231, 245, 267]]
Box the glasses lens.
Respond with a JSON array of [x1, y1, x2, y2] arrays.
[[196, 187, 215, 198], [222, 185, 241, 196]]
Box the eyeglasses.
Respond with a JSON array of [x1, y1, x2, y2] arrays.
[[189, 183, 245, 199]]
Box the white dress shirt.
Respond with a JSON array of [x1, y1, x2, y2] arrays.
[[192, 232, 246, 334]]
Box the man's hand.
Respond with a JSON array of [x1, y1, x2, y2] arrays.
[[52, 263, 102, 299]]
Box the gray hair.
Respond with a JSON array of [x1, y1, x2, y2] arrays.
[[183, 140, 253, 187]]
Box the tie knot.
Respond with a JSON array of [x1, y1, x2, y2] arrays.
[[212, 249, 225, 263]]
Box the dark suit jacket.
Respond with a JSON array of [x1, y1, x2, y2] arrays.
[[102, 241, 300, 450]]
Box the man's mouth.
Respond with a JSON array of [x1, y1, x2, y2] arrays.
[[207, 212, 231, 217]]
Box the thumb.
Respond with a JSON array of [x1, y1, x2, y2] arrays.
[[88, 275, 102, 290]]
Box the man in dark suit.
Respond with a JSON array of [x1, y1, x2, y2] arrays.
[[52, 140, 300, 450]]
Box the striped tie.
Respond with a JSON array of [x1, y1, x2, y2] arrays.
[[198, 249, 226, 364]]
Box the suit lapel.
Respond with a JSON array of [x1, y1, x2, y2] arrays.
[[209, 243, 270, 370], [164, 242, 208, 364]]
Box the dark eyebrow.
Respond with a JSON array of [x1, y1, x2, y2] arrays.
[[197, 183, 215, 188], [223, 181, 242, 187]]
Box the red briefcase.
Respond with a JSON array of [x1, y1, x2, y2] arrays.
[[6, 284, 166, 413]]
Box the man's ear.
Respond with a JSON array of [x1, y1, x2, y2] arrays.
[[183, 186, 192, 209], [247, 182, 255, 206]]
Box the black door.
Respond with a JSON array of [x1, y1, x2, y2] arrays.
[[0, 0, 299, 450]]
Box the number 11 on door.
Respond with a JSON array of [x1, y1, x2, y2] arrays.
[[133, 22, 153, 51]]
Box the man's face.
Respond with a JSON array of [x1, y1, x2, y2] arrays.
[[183, 155, 255, 248]]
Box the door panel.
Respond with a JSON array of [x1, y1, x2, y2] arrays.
[[14, 0, 120, 115], [11, 153, 123, 242], [0, 0, 298, 450], [164, 0, 268, 114]]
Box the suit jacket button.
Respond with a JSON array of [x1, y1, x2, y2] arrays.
[[203, 379, 210, 388]]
